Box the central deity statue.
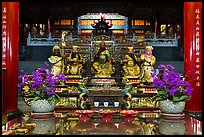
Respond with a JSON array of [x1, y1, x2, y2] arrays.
[[92, 41, 114, 77]]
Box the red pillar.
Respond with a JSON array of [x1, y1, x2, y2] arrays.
[[185, 115, 202, 135], [184, 2, 202, 112], [2, 2, 19, 114]]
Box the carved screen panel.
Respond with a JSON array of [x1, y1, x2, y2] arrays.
[[56, 97, 78, 108]]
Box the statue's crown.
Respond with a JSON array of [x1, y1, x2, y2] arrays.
[[52, 45, 60, 52], [128, 47, 133, 50], [145, 46, 153, 50], [72, 45, 78, 49]]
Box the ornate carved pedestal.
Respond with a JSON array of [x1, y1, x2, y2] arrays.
[[54, 78, 82, 112], [86, 77, 125, 110], [88, 90, 125, 110]]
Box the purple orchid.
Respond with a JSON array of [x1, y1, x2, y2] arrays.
[[152, 64, 194, 102], [17, 62, 66, 104]]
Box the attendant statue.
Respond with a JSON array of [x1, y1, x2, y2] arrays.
[[139, 46, 156, 84], [122, 47, 138, 64], [66, 45, 83, 77], [122, 47, 140, 78], [92, 41, 114, 77], [48, 45, 63, 75], [123, 59, 141, 78]]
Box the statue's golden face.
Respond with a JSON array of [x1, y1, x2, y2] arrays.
[[99, 53, 106, 60], [127, 60, 134, 67]]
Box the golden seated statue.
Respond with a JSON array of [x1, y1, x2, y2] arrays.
[[66, 46, 83, 78], [66, 61, 83, 78], [92, 52, 114, 77], [122, 47, 140, 78], [123, 59, 140, 78], [92, 41, 114, 77]]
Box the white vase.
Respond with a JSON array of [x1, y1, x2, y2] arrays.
[[30, 100, 56, 113], [159, 100, 185, 114], [114, 102, 119, 107], [104, 102, 109, 107]]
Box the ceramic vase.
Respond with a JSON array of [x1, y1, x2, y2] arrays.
[[31, 117, 56, 135], [159, 119, 186, 135], [159, 100, 185, 114], [30, 100, 56, 113]]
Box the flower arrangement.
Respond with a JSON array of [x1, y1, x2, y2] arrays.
[[151, 64, 193, 102], [18, 62, 66, 105]]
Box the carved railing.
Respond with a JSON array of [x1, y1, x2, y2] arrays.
[[27, 32, 79, 46], [27, 32, 178, 47], [126, 33, 178, 47]]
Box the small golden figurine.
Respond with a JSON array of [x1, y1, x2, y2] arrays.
[[122, 47, 140, 78], [92, 41, 114, 77], [66, 45, 83, 78], [48, 45, 63, 75], [139, 46, 156, 84]]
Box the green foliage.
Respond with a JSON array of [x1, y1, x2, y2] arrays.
[[153, 90, 191, 104]]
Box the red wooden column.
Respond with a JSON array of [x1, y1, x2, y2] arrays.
[[2, 2, 8, 122], [184, 2, 202, 112], [185, 115, 202, 135], [2, 2, 19, 116]]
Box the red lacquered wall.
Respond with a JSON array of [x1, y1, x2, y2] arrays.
[[184, 2, 202, 112]]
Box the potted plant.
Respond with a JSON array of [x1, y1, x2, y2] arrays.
[[151, 64, 193, 114], [18, 62, 66, 113]]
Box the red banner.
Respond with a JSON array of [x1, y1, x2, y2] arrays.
[[184, 2, 202, 112], [2, 2, 8, 118], [2, 3, 8, 69], [2, 2, 19, 112]]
